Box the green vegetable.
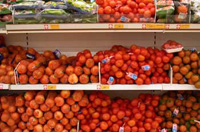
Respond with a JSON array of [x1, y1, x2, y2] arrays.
[[156, 6, 174, 19], [41, 9, 67, 15], [15, 19, 38, 24]]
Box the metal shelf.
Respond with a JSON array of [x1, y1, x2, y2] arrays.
[[0, 84, 10, 90], [5, 23, 200, 33], [162, 84, 198, 91], [9, 84, 162, 90], [6, 84, 199, 90]]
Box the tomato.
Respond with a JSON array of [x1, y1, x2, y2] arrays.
[[127, 12, 134, 19], [104, 6, 112, 14], [109, 17, 116, 23], [109, 0, 116, 7], [96, 0, 104, 5], [123, 6, 132, 14], [144, 10, 151, 18], [129, 1, 136, 8], [114, 12, 121, 19], [98, 7, 104, 14], [139, 3, 145, 8], [102, 14, 110, 21], [150, 8, 155, 15], [138, 9, 145, 15]]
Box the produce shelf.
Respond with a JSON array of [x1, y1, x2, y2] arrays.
[[9, 84, 163, 90], [162, 84, 198, 91], [0, 84, 9, 90], [5, 23, 200, 33], [8, 84, 200, 90]]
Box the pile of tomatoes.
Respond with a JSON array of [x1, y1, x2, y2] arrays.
[[99, 45, 173, 85], [96, 0, 155, 22], [0, 90, 164, 132]]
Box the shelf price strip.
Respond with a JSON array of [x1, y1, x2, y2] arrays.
[[142, 24, 170, 29], [176, 24, 190, 29], [108, 24, 124, 29], [43, 85, 57, 90], [97, 85, 110, 90], [44, 24, 60, 30]]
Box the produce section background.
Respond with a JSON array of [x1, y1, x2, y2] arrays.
[[3, 33, 200, 55]]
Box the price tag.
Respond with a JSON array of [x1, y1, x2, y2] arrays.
[[146, 24, 165, 29], [172, 124, 177, 132], [161, 129, 167, 132], [177, 24, 190, 29], [119, 127, 124, 132], [114, 24, 124, 29], [97, 85, 110, 90], [173, 108, 179, 117], [50, 24, 60, 29], [0, 84, 3, 89], [100, 85, 110, 90], [177, 94, 184, 100], [47, 85, 56, 90], [44, 85, 56, 90]]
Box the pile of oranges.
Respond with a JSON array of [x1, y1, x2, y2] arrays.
[[172, 50, 200, 88], [0, 90, 165, 132], [0, 45, 99, 84], [157, 91, 200, 132]]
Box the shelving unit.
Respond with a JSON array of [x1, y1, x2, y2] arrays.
[[0, 83, 195, 90], [3, 23, 200, 33], [0, 23, 199, 91]]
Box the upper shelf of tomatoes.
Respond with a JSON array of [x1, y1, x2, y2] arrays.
[[96, 0, 155, 23]]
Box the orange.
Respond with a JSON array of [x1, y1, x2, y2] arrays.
[[172, 56, 182, 65], [178, 50, 185, 58], [191, 74, 199, 83], [180, 66, 189, 75], [191, 62, 198, 69], [183, 56, 190, 64], [195, 81, 200, 89], [179, 125, 187, 132], [174, 73, 183, 81], [172, 65, 180, 73], [190, 53, 199, 62]]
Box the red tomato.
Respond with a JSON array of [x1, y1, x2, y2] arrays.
[[95, 0, 104, 5], [114, 12, 121, 19], [127, 12, 134, 19], [102, 14, 110, 21], [98, 7, 104, 14], [139, 3, 146, 8], [123, 6, 132, 14], [150, 8, 155, 15], [129, 1, 136, 8], [104, 6, 112, 14], [109, 0, 116, 7], [138, 9, 145, 15], [109, 17, 116, 23], [144, 10, 151, 18]]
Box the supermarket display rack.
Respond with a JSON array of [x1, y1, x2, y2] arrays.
[[0, 23, 199, 91]]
